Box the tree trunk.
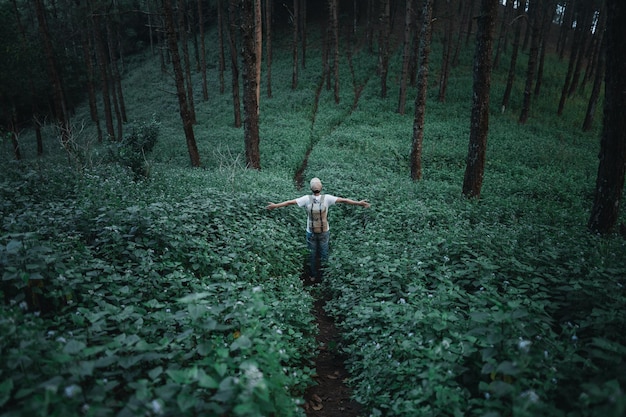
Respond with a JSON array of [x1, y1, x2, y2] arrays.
[[254, 0, 262, 109], [91, 5, 115, 140], [106, 19, 124, 140], [582, 5, 607, 132], [292, 0, 299, 89], [438, 0, 456, 102], [218, 0, 226, 94], [265, 0, 273, 97], [378, 0, 390, 98], [163, 0, 201, 167], [501, 0, 526, 113], [410, 0, 434, 181], [241, 0, 261, 169], [493, 0, 514, 70], [582, 32, 605, 132], [567, 2, 593, 97], [34, 0, 69, 144], [533, 0, 555, 97], [397, 0, 413, 114], [198, 0, 209, 101], [330, 0, 340, 104], [588, 0, 626, 234], [178, 0, 196, 124], [463, 0, 497, 198], [301, 0, 307, 69], [556, 0, 574, 59], [227, 0, 242, 127], [519, 0, 541, 124], [557, 1, 591, 115]]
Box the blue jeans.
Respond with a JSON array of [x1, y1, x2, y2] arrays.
[[306, 231, 330, 280]]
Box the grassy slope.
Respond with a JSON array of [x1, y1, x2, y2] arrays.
[[2, 18, 625, 417]]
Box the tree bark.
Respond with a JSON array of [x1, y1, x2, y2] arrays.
[[501, 0, 526, 113], [241, 0, 261, 169], [178, 0, 196, 124], [265, 0, 273, 97], [227, 0, 242, 127], [34, 0, 69, 144], [218, 0, 226, 94], [330, 0, 340, 104], [198, 0, 209, 101], [378, 0, 390, 98], [292, 0, 299, 89], [410, 0, 434, 181], [163, 0, 201, 167], [588, 0, 626, 234], [582, 5, 607, 132], [90, 3, 115, 140], [519, 0, 541, 124], [397, 0, 413, 114], [438, 0, 456, 102], [463, 0, 497, 198]]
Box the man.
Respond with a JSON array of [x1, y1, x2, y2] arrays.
[[266, 177, 370, 282]]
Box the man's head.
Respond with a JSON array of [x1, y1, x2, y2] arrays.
[[310, 177, 322, 194]]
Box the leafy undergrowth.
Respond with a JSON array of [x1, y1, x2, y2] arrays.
[[2, 20, 626, 417], [0, 165, 316, 416]]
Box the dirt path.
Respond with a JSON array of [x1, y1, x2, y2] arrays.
[[295, 42, 370, 416], [301, 289, 362, 417]]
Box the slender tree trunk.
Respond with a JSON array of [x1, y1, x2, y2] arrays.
[[557, 0, 574, 59], [178, 0, 196, 124], [588, 0, 626, 234], [218, 0, 226, 94], [106, 19, 124, 140], [12, 0, 46, 152], [519, 0, 541, 124], [567, 3, 593, 97], [582, 31, 605, 132], [241, 0, 261, 169], [397, 0, 413, 114], [533, 0, 555, 97], [465, 0, 476, 45], [227, 0, 242, 127], [91, 7, 115, 140], [265, 0, 273, 97], [438, 0, 455, 102], [292, 0, 299, 89], [330, 0, 340, 104], [410, 0, 434, 181], [301, 0, 307, 69], [198, 0, 208, 101], [501, 0, 526, 113], [463, 0, 497, 198], [378, 0, 390, 98], [493, 0, 513, 70], [163, 0, 201, 167], [34, 0, 69, 143], [254, 0, 262, 109]]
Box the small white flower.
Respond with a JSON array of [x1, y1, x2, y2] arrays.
[[398, 298, 406, 304], [64, 384, 81, 398], [518, 339, 532, 353], [149, 399, 163, 415], [520, 390, 540, 403], [56, 337, 67, 344]]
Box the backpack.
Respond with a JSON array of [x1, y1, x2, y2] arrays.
[[307, 194, 327, 233]]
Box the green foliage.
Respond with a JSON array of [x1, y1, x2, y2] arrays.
[[110, 116, 160, 178], [1, 13, 624, 417]]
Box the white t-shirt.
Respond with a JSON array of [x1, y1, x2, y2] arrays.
[[296, 194, 338, 232]]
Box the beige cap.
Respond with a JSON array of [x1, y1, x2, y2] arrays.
[[310, 177, 322, 190]]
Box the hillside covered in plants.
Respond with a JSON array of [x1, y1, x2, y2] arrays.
[[2, 3, 626, 417]]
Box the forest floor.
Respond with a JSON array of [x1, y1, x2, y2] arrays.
[[301, 279, 363, 417]]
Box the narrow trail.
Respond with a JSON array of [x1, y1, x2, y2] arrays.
[[296, 45, 370, 417]]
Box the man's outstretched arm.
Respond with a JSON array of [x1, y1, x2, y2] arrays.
[[336, 197, 370, 208], [266, 199, 298, 210]]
